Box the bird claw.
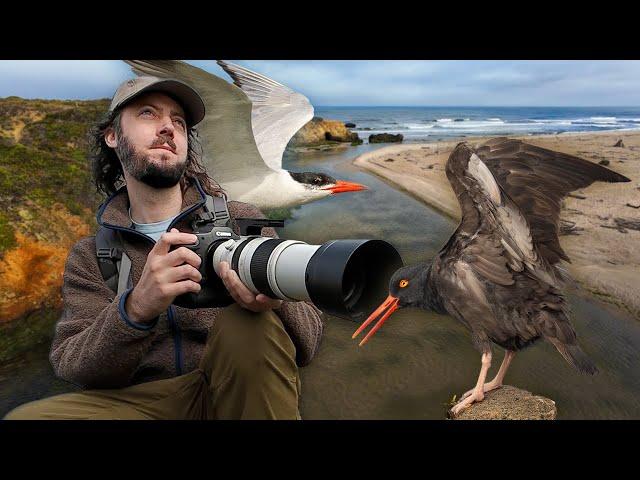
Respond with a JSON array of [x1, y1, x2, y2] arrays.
[[460, 381, 503, 401], [449, 389, 485, 417]]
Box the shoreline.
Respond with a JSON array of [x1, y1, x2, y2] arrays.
[[353, 131, 640, 319]]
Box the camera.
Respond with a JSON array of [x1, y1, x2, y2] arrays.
[[172, 194, 403, 321]]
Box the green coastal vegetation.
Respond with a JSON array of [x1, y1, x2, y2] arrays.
[[0, 97, 108, 254], [0, 97, 109, 363]]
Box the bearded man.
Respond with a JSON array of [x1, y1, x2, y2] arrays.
[[4, 76, 324, 420]]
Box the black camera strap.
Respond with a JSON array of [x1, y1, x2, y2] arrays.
[[191, 193, 232, 231], [96, 227, 130, 296]]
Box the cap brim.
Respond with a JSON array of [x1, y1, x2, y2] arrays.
[[116, 79, 205, 127]]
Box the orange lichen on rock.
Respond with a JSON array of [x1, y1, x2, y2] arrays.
[[0, 204, 92, 323]]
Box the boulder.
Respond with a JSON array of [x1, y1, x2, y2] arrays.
[[345, 122, 356, 128], [599, 159, 610, 166], [448, 385, 557, 420], [290, 118, 360, 147], [369, 133, 404, 144]]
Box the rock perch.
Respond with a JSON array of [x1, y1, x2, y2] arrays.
[[449, 386, 557, 420]]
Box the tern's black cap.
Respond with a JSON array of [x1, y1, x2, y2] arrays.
[[109, 76, 205, 126]]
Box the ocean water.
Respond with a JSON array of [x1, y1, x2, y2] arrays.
[[314, 106, 640, 142]]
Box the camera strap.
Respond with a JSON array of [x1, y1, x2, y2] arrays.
[[191, 193, 232, 231], [96, 227, 131, 296]]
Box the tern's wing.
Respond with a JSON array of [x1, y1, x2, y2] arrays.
[[123, 60, 275, 188], [217, 60, 314, 171]]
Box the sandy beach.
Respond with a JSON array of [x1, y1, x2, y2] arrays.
[[354, 131, 640, 319]]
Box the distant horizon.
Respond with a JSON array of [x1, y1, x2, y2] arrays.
[[3, 95, 640, 110], [316, 105, 640, 109]]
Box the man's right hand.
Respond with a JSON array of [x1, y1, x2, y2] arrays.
[[125, 228, 202, 324]]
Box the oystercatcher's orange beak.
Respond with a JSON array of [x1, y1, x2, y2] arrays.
[[352, 294, 400, 346], [324, 180, 367, 194]]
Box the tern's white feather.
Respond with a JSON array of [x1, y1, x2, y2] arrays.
[[223, 170, 330, 210]]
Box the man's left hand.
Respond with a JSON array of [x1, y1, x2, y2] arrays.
[[217, 261, 283, 312]]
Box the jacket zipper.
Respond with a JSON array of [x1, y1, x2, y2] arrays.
[[167, 305, 183, 376], [97, 179, 209, 379]]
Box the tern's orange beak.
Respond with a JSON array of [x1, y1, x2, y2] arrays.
[[324, 180, 367, 194], [352, 294, 400, 346]]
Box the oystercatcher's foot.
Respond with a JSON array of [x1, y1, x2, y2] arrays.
[[450, 387, 485, 417]]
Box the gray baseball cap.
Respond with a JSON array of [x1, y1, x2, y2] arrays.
[[109, 76, 206, 126]]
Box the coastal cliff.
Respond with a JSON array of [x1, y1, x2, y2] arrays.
[[0, 97, 106, 359]]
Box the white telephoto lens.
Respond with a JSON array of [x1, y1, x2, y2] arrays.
[[265, 241, 313, 301], [272, 243, 321, 301]]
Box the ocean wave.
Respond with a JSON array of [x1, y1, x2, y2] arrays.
[[405, 123, 435, 130], [354, 126, 411, 132], [324, 108, 640, 141], [588, 116, 617, 123], [431, 118, 471, 123], [432, 120, 517, 130], [530, 119, 573, 125], [612, 126, 640, 131]]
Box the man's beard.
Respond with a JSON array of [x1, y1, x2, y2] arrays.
[[117, 134, 188, 189]]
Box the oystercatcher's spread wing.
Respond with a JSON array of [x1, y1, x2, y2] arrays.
[[441, 142, 543, 291], [475, 137, 630, 265]]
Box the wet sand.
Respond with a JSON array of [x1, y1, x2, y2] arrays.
[[354, 131, 640, 319]]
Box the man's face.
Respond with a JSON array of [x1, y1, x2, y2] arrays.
[[105, 91, 189, 189]]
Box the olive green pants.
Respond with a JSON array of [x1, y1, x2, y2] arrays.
[[4, 304, 301, 420]]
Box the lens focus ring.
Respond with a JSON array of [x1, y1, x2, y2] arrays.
[[249, 239, 287, 299]]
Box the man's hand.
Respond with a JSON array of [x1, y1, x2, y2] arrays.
[[125, 228, 202, 323], [218, 261, 283, 313]]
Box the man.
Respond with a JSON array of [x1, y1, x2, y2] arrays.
[[4, 76, 324, 420]]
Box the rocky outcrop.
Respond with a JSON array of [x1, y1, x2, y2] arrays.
[[448, 385, 557, 420], [369, 133, 403, 143], [289, 118, 362, 147]]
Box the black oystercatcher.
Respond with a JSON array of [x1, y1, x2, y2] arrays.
[[352, 137, 631, 416]]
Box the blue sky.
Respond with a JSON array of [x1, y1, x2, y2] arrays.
[[1, 60, 639, 106]]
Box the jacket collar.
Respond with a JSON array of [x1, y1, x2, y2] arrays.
[[96, 177, 208, 240]]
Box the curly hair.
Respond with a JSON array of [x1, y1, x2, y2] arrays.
[[88, 108, 222, 198]]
